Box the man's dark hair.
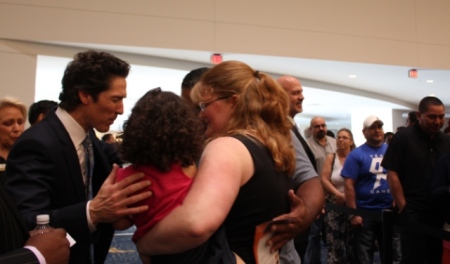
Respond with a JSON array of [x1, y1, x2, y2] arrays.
[[181, 67, 209, 90], [59, 50, 130, 112], [384, 132, 394, 140], [396, 126, 406, 132], [28, 100, 58, 125], [418, 96, 444, 113], [326, 130, 335, 138], [119, 88, 204, 172], [407, 111, 418, 126]]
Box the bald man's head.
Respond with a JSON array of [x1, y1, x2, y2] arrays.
[[277, 76, 304, 117], [310, 116, 327, 140]]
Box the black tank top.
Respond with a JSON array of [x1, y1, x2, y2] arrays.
[[150, 225, 235, 264], [224, 135, 292, 264]]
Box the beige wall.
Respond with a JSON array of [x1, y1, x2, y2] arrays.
[[0, 42, 37, 107], [1, 0, 450, 67], [1, 0, 450, 106]]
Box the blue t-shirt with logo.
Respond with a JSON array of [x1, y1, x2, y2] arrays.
[[341, 143, 392, 210]]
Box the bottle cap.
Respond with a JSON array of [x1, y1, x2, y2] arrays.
[[36, 214, 50, 224]]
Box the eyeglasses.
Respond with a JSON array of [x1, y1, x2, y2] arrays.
[[198, 95, 232, 112]]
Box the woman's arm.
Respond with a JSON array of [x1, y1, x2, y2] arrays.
[[320, 153, 342, 199], [137, 137, 253, 255]]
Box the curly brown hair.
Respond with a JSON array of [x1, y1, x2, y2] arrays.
[[119, 88, 204, 172]]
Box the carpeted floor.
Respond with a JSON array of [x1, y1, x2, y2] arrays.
[[105, 226, 140, 264], [104, 226, 381, 264]]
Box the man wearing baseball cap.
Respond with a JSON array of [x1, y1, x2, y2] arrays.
[[341, 115, 401, 263]]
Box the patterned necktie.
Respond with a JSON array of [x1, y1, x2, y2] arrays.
[[82, 135, 94, 199]]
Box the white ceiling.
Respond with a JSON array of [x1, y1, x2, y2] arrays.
[[35, 41, 450, 132]]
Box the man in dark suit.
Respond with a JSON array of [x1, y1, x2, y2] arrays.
[[0, 183, 69, 263], [5, 50, 151, 263]]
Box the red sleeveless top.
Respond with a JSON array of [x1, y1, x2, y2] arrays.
[[117, 163, 192, 242]]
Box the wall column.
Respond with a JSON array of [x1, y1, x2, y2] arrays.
[[0, 43, 37, 122]]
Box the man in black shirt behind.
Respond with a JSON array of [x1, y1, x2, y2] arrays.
[[382, 96, 450, 263]]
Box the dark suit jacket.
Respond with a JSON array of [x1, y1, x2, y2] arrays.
[[5, 110, 121, 264], [0, 183, 38, 263]]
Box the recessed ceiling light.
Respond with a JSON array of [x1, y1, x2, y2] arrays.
[[348, 75, 357, 78], [426, 80, 434, 83], [429, 94, 435, 96]]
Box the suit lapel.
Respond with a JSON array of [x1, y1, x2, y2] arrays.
[[46, 111, 86, 200]]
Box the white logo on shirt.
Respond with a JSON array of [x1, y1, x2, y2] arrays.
[[369, 154, 387, 191]]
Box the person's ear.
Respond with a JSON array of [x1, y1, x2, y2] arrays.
[[231, 94, 239, 107], [416, 111, 421, 121], [36, 113, 45, 123], [78, 90, 90, 105]]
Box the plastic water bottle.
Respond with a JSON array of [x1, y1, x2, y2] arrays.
[[31, 214, 54, 236]]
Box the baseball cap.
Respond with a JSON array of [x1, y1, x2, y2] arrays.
[[363, 115, 383, 129]]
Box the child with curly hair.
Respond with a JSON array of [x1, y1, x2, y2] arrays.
[[115, 88, 241, 264]]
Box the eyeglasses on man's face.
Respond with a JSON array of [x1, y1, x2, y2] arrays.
[[198, 95, 232, 112]]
